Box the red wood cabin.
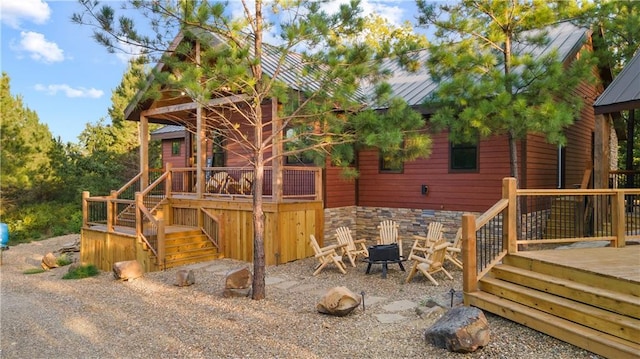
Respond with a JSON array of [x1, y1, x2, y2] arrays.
[[81, 21, 624, 271], [78, 22, 640, 358]]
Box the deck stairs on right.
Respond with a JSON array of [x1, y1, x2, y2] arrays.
[[465, 253, 640, 359]]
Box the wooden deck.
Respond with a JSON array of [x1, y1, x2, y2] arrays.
[[466, 243, 640, 359], [515, 245, 640, 283]]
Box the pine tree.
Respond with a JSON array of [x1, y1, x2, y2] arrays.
[[416, 0, 597, 186]]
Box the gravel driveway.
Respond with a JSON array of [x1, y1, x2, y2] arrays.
[[0, 235, 602, 358]]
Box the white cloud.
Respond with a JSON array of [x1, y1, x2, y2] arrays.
[[34, 84, 104, 99], [114, 39, 146, 64], [15, 31, 65, 63], [0, 0, 50, 28]]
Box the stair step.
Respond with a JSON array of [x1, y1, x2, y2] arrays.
[[479, 276, 640, 343], [491, 264, 640, 319], [503, 255, 640, 296], [163, 252, 223, 269], [466, 291, 640, 359], [165, 234, 213, 247], [165, 236, 216, 253]]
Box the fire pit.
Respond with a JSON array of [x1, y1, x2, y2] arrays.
[[365, 244, 405, 278]]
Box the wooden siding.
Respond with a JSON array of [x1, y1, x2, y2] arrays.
[[161, 138, 188, 168], [80, 228, 158, 272], [169, 198, 322, 265], [523, 134, 559, 189], [324, 159, 356, 208], [357, 132, 512, 212], [564, 80, 598, 187]]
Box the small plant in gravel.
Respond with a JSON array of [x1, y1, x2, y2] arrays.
[[56, 254, 73, 267], [62, 264, 99, 279], [23, 268, 46, 275]]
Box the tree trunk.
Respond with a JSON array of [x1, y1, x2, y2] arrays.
[[508, 130, 519, 187], [251, 0, 266, 300]]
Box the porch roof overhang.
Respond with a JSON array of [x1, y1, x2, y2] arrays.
[[593, 48, 640, 115]]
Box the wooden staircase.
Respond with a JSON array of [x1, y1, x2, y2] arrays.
[[465, 254, 640, 359], [149, 227, 222, 269]]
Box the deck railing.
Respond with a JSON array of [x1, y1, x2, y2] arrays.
[[200, 208, 223, 252], [168, 166, 321, 200], [462, 177, 640, 293], [610, 170, 640, 189]]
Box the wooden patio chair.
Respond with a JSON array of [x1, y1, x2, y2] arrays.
[[206, 171, 231, 193], [309, 234, 347, 276], [335, 226, 369, 267], [445, 228, 463, 270], [238, 171, 254, 194], [405, 239, 453, 285], [408, 221, 444, 259], [377, 220, 403, 258]]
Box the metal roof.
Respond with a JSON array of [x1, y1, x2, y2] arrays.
[[150, 124, 185, 135], [593, 48, 640, 115], [372, 21, 590, 111]]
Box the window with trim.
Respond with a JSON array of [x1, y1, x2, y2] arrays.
[[379, 151, 404, 173], [210, 130, 226, 167], [171, 140, 181, 156], [284, 127, 315, 165], [450, 142, 478, 172]]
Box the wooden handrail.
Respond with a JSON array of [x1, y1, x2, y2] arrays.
[[200, 208, 223, 252], [114, 172, 143, 197]]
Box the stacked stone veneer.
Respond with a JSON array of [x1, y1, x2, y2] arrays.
[[324, 206, 480, 252]]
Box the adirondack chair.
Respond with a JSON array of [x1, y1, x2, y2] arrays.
[[335, 226, 369, 267], [206, 172, 231, 193], [445, 228, 463, 269], [405, 239, 453, 285], [408, 221, 444, 259], [377, 220, 403, 258], [309, 235, 347, 276], [229, 171, 254, 195]]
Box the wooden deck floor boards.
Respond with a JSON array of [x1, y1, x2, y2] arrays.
[[514, 246, 640, 283]]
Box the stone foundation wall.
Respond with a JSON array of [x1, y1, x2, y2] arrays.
[[323, 206, 357, 240], [323, 206, 480, 249]]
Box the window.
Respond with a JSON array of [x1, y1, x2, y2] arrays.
[[284, 128, 315, 165], [210, 130, 225, 167], [450, 142, 478, 171], [171, 140, 181, 156], [379, 152, 404, 173]]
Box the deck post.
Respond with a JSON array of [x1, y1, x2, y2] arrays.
[[107, 191, 115, 233], [503, 177, 518, 253], [82, 191, 89, 227], [612, 190, 626, 248], [157, 218, 165, 266], [140, 115, 149, 190], [135, 192, 142, 238], [462, 213, 477, 295]]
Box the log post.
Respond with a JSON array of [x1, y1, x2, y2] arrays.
[[135, 192, 142, 238], [107, 190, 115, 233], [157, 218, 165, 266], [503, 177, 518, 254], [612, 190, 626, 248], [462, 214, 477, 297], [82, 191, 89, 228]]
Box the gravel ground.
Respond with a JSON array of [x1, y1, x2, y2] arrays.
[[0, 234, 603, 359]]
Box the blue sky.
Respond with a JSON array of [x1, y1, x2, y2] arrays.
[[1, 0, 422, 144]]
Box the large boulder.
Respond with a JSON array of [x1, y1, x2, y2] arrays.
[[316, 286, 361, 316], [112, 260, 144, 281], [222, 267, 252, 298], [424, 306, 490, 353]]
